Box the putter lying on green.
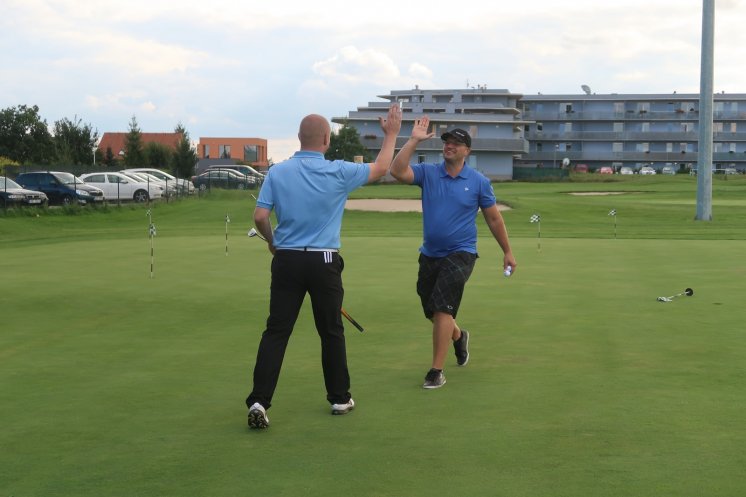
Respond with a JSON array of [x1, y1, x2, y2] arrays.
[[657, 287, 694, 302]]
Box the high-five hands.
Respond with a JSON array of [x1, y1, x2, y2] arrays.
[[411, 116, 435, 142]]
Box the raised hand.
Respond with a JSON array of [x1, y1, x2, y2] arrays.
[[379, 104, 402, 136], [412, 116, 435, 142]]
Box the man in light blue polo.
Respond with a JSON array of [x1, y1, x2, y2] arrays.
[[391, 117, 517, 389], [246, 105, 401, 429]]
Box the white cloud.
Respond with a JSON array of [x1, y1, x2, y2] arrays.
[[4, 0, 746, 156]]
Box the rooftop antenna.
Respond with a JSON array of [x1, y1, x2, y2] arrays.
[[581, 84, 592, 95]]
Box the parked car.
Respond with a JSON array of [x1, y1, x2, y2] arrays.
[[123, 168, 195, 195], [724, 167, 738, 175], [206, 164, 265, 184], [15, 171, 105, 205], [1, 176, 49, 207], [620, 166, 634, 175], [121, 171, 176, 197], [80, 172, 163, 202], [192, 169, 258, 191], [598, 166, 614, 174], [640, 166, 656, 175], [661, 166, 676, 175], [573, 164, 589, 173]]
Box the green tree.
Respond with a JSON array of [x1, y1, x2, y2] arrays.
[[104, 147, 115, 167], [143, 142, 172, 169], [326, 121, 372, 162], [171, 122, 197, 178], [123, 115, 145, 166], [1, 155, 20, 176], [52, 115, 99, 166], [0, 105, 54, 165]]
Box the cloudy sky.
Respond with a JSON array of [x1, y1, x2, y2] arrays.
[[2, 0, 744, 162]]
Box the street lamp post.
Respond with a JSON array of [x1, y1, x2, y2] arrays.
[[553, 143, 559, 168]]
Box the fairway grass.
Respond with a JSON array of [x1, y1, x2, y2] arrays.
[[2, 180, 746, 496]]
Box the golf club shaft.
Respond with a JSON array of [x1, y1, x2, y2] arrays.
[[341, 308, 364, 332]]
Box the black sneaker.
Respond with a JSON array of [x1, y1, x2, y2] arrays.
[[248, 402, 269, 429], [454, 329, 470, 366], [422, 368, 446, 389]]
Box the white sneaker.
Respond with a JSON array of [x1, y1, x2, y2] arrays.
[[331, 398, 355, 415], [248, 402, 269, 429]]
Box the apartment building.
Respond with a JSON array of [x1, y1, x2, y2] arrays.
[[196, 137, 269, 171], [518, 92, 746, 173], [333, 87, 530, 180], [339, 88, 746, 178]]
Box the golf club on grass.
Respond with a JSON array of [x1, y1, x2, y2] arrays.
[[657, 287, 694, 302], [246, 227, 365, 332], [341, 308, 364, 333]]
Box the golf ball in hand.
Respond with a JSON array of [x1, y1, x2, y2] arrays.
[[504, 266, 513, 277]]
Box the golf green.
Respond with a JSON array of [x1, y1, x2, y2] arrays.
[[1, 177, 745, 496]]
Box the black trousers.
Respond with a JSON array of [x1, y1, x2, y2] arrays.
[[246, 250, 351, 410]]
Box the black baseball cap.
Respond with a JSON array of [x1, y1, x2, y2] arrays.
[[441, 128, 471, 147]]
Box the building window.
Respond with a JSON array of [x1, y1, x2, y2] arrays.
[[613, 142, 623, 152], [564, 122, 572, 133], [536, 122, 543, 132], [641, 122, 650, 132], [666, 143, 673, 153], [417, 153, 426, 164], [244, 145, 258, 162], [203, 145, 210, 158], [614, 122, 624, 132], [219, 145, 231, 159], [713, 122, 723, 133], [731, 123, 738, 133], [536, 143, 543, 152]]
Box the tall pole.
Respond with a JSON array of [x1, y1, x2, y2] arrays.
[[696, 0, 714, 221]]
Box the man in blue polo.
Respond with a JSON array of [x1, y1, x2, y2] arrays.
[[390, 117, 517, 389], [246, 105, 401, 429]]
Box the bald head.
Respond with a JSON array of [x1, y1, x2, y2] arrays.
[[298, 114, 331, 151]]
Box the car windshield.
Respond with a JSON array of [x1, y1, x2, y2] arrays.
[[1, 177, 23, 189], [53, 172, 87, 185], [121, 173, 146, 183]]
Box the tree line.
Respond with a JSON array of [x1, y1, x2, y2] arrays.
[[0, 105, 197, 178]]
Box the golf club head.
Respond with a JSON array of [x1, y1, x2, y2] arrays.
[[657, 296, 673, 302], [684, 288, 694, 296], [247, 228, 258, 238]]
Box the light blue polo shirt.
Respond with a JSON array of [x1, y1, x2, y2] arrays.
[[411, 162, 497, 257], [256, 151, 369, 249]]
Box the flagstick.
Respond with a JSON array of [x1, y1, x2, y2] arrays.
[[614, 215, 617, 239], [225, 212, 230, 256], [150, 233, 155, 279], [530, 214, 541, 252], [146, 209, 156, 279]]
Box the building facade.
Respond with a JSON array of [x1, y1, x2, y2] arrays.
[[333, 87, 530, 180], [518, 92, 746, 173], [196, 137, 269, 171], [338, 88, 746, 178], [98, 132, 182, 161]]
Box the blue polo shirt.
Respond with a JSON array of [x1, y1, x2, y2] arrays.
[[411, 162, 497, 257], [256, 151, 369, 249]]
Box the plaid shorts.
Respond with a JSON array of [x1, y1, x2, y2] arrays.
[[417, 251, 477, 320]]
